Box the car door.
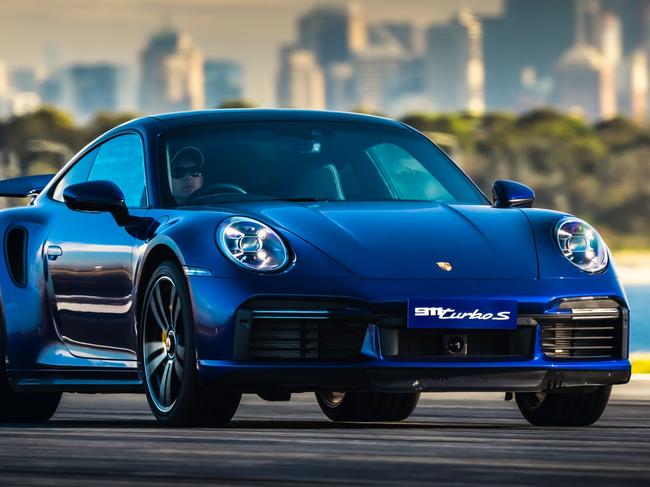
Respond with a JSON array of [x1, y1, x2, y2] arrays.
[[45, 132, 149, 360]]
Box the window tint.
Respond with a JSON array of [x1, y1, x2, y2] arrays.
[[51, 148, 98, 202], [367, 143, 454, 201], [163, 122, 487, 206], [87, 134, 147, 208]]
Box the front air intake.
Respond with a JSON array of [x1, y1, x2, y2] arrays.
[[235, 299, 373, 360], [540, 299, 626, 359]]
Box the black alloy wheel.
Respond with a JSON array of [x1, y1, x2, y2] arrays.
[[140, 261, 240, 426], [0, 321, 61, 423], [315, 391, 420, 422], [515, 386, 612, 426]]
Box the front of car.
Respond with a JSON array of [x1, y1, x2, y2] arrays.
[[151, 110, 630, 426]]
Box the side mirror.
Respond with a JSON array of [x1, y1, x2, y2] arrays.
[[63, 180, 130, 226], [492, 179, 535, 208]]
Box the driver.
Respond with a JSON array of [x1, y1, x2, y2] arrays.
[[170, 146, 205, 204]]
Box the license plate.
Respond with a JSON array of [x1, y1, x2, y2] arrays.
[[407, 299, 518, 329]]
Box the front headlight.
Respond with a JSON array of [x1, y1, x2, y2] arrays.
[[555, 218, 608, 273], [217, 216, 291, 272]]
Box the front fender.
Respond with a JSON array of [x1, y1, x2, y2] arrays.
[[142, 209, 352, 279], [521, 208, 622, 284]]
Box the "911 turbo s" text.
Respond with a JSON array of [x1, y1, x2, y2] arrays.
[[414, 307, 511, 321]]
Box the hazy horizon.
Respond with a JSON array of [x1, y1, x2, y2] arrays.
[[0, 0, 502, 107]]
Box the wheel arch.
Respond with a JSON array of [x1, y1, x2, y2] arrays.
[[134, 241, 185, 341]]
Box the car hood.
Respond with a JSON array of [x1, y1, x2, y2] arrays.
[[222, 201, 538, 280]]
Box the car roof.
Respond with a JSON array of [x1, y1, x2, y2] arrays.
[[123, 109, 406, 131]]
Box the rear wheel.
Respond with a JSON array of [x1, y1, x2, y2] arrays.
[[315, 391, 420, 422], [515, 386, 611, 426], [0, 337, 60, 423], [0, 388, 61, 423], [140, 261, 240, 426]]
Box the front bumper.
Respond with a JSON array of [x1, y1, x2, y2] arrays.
[[188, 276, 631, 392], [197, 360, 630, 393]]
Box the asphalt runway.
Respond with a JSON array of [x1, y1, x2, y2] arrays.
[[2, 380, 650, 486]]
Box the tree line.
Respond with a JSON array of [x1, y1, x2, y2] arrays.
[[0, 106, 648, 248]]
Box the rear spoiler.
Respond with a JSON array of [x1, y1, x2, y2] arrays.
[[0, 174, 55, 197]]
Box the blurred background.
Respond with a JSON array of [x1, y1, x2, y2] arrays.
[[0, 0, 648, 358]]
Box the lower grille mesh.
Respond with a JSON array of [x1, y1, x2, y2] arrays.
[[541, 300, 624, 359], [236, 298, 626, 362], [242, 304, 368, 360]]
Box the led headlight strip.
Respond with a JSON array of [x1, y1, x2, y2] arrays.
[[556, 218, 609, 273], [217, 216, 290, 272]]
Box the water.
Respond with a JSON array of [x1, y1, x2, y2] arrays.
[[628, 285, 650, 352]]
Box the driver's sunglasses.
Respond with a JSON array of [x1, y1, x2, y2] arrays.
[[171, 166, 203, 179]]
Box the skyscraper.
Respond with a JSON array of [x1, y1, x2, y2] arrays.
[[353, 44, 403, 111], [368, 22, 415, 52], [0, 61, 9, 118], [554, 0, 617, 120], [298, 4, 366, 67], [69, 63, 120, 120], [204, 60, 243, 109], [327, 62, 355, 111], [483, 0, 577, 111], [617, 50, 648, 123], [425, 10, 485, 114], [602, 0, 650, 53], [600, 11, 623, 65], [139, 29, 205, 114], [555, 45, 617, 120], [10, 67, 38, 93], [579, 0, 603, 48], [277, 46, 326, 109], [296, 3, 367, 108], [0, 61, 8, 99], [38, 70, 66, 109]]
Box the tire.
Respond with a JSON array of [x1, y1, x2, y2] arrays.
[[315, 391, 420, 422], [515, 386, 611, 426], [139, 260, 240, 427], [0, 330, 61, 423]]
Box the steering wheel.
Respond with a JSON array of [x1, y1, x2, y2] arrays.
[[186, 183, 247, 202]]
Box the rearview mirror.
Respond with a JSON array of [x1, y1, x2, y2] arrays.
[[492, 180, 535, 208], [63, 180, 129, 226]]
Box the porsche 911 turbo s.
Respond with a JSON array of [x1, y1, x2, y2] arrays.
[[0, 110, 630, 426]]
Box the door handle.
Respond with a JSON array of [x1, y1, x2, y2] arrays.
[[47, 245, 63, 260]]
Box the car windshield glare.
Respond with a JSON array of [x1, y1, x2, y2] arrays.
[[163, 121, 488, 206]]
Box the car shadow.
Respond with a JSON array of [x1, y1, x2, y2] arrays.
[[0, 418, 531, 430]]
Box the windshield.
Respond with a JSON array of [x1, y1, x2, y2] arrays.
[[162, 121, 488, 206]]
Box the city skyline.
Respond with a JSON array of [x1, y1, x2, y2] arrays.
[[0, 0, 501, 107], [2, 0, 650, 123]]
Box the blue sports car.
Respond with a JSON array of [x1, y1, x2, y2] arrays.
[[0, 110, 630, 426]]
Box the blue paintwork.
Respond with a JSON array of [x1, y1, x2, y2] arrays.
[[0, 174, 55, 197], [0, 110, 630, 392]]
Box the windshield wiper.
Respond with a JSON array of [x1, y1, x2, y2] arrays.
[[178, 194, 325, 206], [275, 197, 322, 202]]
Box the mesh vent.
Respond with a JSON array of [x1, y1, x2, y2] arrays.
[[241, 305, 368, 360], [541, 300, 623, 359]]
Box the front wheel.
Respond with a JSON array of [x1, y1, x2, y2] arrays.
[[315, 391, 420, 422], [515, 386, 611, 426], [140, 261, 240, 426]]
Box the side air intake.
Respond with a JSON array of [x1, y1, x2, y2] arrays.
[[5, 227, 28, 287]]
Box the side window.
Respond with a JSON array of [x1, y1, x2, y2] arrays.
[[367, 143, 454, 202], [51, 148, 98, 202], [87, 134, 147, 208]]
